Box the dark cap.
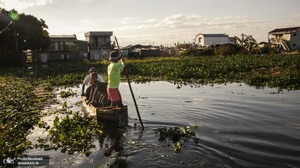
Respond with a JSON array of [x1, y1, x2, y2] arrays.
[[89, 67, 96, 72], [109, 50, 121, 61]]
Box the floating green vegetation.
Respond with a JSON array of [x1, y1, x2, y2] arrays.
[[60, 90, 77, 98], [0, 77, 40, 156], [37, 112, 103, 156], [1, 55, 299, 90], [127, 55, 300, 90], [155, 126, 198, 154]]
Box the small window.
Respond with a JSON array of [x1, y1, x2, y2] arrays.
[[293, 44, 296, 46], [293, 33, 297, 36], [198, 38, 202, 43]]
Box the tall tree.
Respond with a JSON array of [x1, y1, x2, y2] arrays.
[[0, 8, 50, 66], [17, 14, 50, 51], [0, 9, 15, 49]]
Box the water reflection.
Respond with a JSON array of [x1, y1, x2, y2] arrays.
[[98, 126, 124, 157]]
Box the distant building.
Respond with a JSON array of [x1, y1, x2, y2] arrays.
[[124, 44, 161, 57], [194, 33, 235, 47], [48, 35, 77, 51], [84, 31, 114, 59], [33, 34, 85, 63], [268, 27, 300, 51], [258, 42, 270, 48]]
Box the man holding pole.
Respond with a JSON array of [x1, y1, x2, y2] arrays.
[[113, 36, 144, 129], [107, 50, 125, 108]]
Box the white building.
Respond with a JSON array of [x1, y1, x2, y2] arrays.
[[194, 33, 235, 47]]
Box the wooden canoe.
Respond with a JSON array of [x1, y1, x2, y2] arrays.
[[82, 97, 128, 127]]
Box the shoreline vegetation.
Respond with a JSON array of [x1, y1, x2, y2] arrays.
[[1, 54, 299, 89], [1, 54, 300, 156]]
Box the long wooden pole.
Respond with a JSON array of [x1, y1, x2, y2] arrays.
[[114, 36, 144, 129]]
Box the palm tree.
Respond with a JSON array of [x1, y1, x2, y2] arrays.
[[234, 34, 260, 54]]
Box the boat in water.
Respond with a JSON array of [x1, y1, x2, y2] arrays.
[[82, 96, 128, 127]]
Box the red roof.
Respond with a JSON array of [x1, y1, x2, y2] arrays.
[[269, 27, 300, 34]]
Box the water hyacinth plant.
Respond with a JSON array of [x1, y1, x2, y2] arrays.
[[40, 112, 103, 156], [0, 77, 40, 156], [155, 126, 198, 154], [127, 55, 300, 90]]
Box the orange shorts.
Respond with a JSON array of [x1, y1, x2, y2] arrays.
[[107, 87, 122, 102]]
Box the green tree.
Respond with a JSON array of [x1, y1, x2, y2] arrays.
[[0, 9, 15, 50], [17, 14, 50, 51], [0, 8, 50, 66]]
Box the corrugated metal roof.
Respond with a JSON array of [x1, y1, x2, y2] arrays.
[[50, 35, 76, 39], [84, 31, 113, 36], [124, 44, 152, 49], [269, 27, 300, 34], [196, 33, 228, 37], [203, 34, 228, 37], [50, 35, 77, 41]]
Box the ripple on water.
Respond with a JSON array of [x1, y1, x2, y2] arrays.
[[26, 82, 300, 168]]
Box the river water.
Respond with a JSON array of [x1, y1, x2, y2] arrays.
[[26, 81, 300, 168]]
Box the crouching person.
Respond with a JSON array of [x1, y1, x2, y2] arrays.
[[82, 67, 105, 97], [87, 72, 109, 106]]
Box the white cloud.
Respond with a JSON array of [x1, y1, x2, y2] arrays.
[[120, 17, 156, 25], [1, 0, 52, 10], [110, 14, 279, 45]]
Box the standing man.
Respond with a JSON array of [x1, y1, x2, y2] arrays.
[[107, 50, 125, 107]]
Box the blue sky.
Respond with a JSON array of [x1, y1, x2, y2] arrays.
[[1, 0, 300, 46]]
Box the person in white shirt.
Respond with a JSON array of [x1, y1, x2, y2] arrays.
[[81, 67, 105, 96]]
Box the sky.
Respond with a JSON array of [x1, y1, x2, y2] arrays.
[[1, 0, 300, 46]]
